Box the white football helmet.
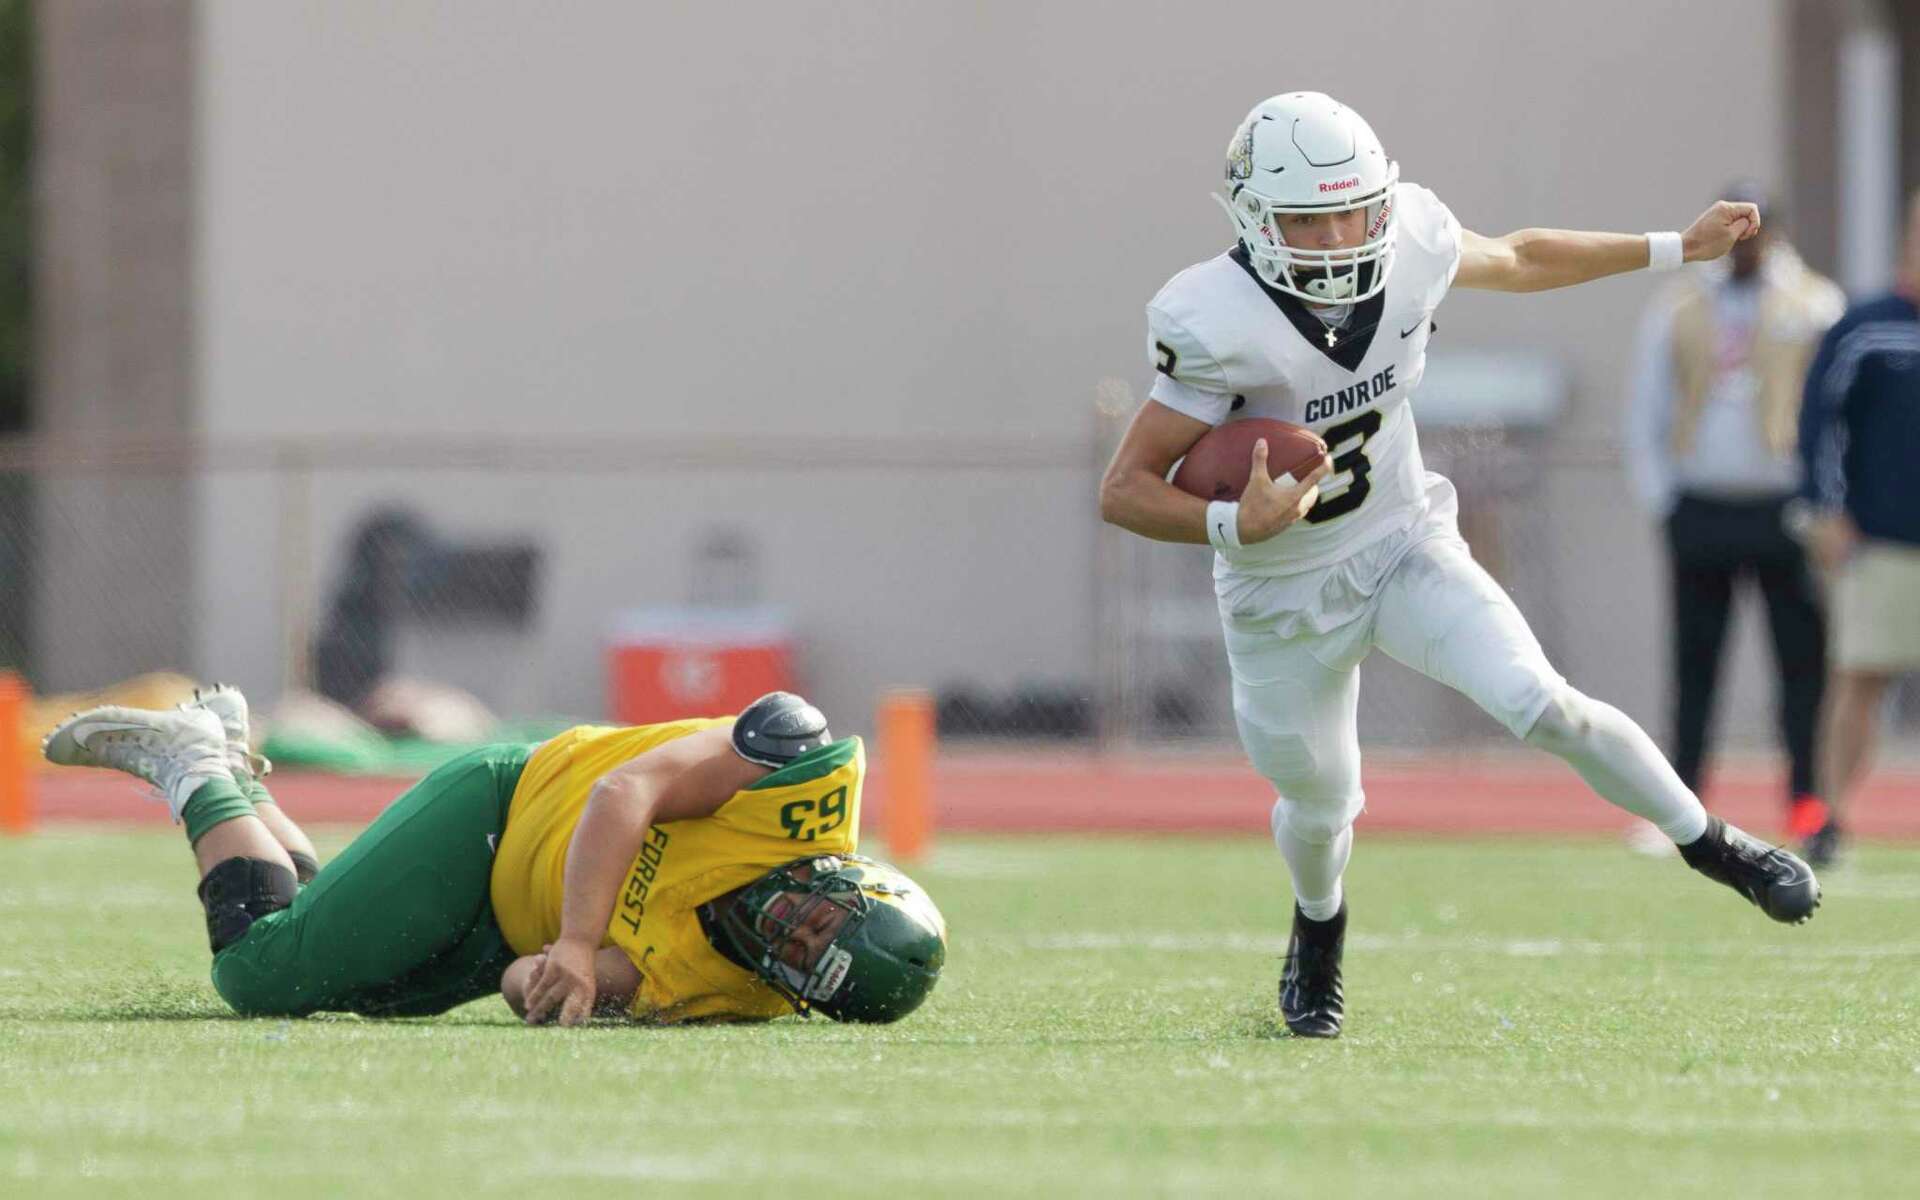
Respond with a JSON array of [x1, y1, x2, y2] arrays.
[[1214, 93, 1399, 304]]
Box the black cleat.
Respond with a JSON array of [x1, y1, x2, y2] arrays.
[[1678, 816, 1820, 924], [1801, 818, 1844, 870], [1280, 903, 1346, 1038]]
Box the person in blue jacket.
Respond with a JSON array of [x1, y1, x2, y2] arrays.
[[1793, 189, 1920, 865]]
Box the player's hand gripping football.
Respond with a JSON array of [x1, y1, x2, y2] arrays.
[[1238, 439, 1333, 544], [1680, 201, 1763, 263], [523, 937, 598, 1026]]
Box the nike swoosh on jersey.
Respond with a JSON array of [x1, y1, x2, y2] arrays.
[[1399, 321, 1424, 338]]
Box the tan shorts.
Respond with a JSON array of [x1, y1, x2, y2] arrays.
[[1834, 539, 1920, 671]]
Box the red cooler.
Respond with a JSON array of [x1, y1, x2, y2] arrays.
[[607, 607, 796, 725]]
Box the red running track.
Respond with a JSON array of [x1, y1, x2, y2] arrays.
[[18, 748, 1920, 841]]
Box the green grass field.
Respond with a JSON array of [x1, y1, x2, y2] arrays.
[[3, 828, 1917, 1198]]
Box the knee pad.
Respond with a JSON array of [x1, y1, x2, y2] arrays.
[[1240, 724, 1319, 792], [1234, 694, 1360, 796], [1270, 790, 1365, 846], [1522, 681, 1591, 752], [288, 851, 320, 885], [1468, 657, 1565, 741], [197, 858, 298, 953], [1240, 714, 1363, 845]]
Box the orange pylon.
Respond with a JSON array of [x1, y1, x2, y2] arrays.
[[0, 672, 33, 835], [877, 689, 933, 863]]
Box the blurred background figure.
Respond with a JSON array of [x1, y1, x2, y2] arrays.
[[1796, 188, 1920, 866], [310, 507, 540, 743], [1624, 184, 1845, 853], [312, 510, 430, 718]]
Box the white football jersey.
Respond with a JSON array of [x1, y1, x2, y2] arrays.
[[1147, 182, 1463, 576]]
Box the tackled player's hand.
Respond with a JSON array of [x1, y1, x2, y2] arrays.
[[1681, 201, 1762, 263], [1238, 439, 1332, 544], [523, 938, 597, 1026]]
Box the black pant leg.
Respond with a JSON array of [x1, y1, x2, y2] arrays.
[[1666, 499, 1738, 796], [1752, 501, 1828, 798]]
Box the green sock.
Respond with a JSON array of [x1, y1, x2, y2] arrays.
[[181, 777, 256, 846]]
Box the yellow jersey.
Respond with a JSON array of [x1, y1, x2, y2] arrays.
[[488, 719, 864, 1023]]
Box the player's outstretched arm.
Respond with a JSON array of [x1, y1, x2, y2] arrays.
[[522, 726, 768, 1025], [1099, 400, 1328, 546], [1454, 201, 1762, 293]]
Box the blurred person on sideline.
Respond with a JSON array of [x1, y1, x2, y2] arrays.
[[40, 686, 945, 1025], [310, 507, 540, 743], [1792, 189, 1920, 866], [1099, 93, 1820, 1040], [1623, 184, 1844, 855]]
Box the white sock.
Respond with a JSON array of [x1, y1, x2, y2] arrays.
[[1274, 817, 1351, 921], [1525, 688, 1710, 845]]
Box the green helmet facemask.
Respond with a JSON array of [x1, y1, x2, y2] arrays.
[[717, 854, 947, 1023]]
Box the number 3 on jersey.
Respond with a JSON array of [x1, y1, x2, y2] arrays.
[[1304, 410, 1382, 524]]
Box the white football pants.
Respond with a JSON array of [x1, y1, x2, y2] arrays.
[[1221, 532, 1708, 908]]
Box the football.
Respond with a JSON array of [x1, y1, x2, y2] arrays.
[[1169, 418, 1328, 502]]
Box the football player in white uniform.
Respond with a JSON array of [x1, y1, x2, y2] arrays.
[[1099, 93, 1820, 1038]]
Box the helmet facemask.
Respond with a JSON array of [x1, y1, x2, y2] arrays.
[[1216, 162, 1399, 306], [718, 857, 870, 1015], [717, 854, 947, 1023]]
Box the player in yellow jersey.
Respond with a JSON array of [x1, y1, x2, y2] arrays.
[[43, 687, 946, 1025]]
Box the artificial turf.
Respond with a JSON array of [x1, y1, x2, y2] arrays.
[[2, 828, 1916, 1197]]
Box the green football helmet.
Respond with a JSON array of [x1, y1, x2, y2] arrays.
[[717, 854, 946, 1023]]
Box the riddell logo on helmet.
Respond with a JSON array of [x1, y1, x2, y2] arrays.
[[806, 946, 854, 1001], [1367, 195, 1394, 238], [1318, 175, 1362, 194]]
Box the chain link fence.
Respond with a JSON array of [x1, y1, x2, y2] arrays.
[[0, 434, 1103, 741], [3, 430, 1912, 749]]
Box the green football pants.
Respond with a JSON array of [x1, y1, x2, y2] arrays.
[[210, 744, 533, 1018]]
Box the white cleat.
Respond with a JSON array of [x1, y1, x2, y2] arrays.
[[182, 683, 272, 783], [42, 705, 232, 822]]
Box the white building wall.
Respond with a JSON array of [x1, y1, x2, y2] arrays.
[[191, 0, 1789, 739]]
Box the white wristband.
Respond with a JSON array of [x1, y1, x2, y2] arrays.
[[1645, 231, 1684, 272], [1206, 500, 1243, 552]]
